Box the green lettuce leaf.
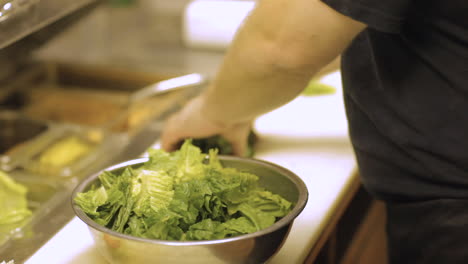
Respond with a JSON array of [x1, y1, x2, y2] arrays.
[[0, 170, 32, 244], [73, 185, 108, 217], [0, 171, 31, 225], [132, 169, 174, 216]]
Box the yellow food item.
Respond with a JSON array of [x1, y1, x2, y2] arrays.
[[38, 136, 94, 168]]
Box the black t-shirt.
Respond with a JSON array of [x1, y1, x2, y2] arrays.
[[321, 0, 468, 201]]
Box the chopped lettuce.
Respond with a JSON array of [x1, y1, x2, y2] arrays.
[[0, 171, 32, 243], [191, 131, 257, 158], [75, 140, 292, 241]]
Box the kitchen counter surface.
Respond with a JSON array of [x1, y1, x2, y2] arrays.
[[21, 71, 357, 264]]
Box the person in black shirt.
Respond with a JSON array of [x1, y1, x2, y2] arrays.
[[161, 0, 468, 263]]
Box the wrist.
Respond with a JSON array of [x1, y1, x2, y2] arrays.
[[197, 95, 252, 131], [196, 95, 230, 129]]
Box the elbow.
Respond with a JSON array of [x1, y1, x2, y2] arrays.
[[233, 28, 337, 79]]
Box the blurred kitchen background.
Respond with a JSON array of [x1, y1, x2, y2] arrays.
[[35, 0, 255, 76]]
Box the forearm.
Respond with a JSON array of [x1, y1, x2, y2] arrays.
[[202, 47, 316, 125], [199, 0, 365, 125]]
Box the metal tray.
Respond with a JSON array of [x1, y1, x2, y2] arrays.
[[0, 110, 128, 178], [1, 62, 200, 134], [20, 124, 128, 178], [0, 61, 205, 177], [0, 111, 50, 171], [0, 0, 99, 49], [0, 169, 66, 251]]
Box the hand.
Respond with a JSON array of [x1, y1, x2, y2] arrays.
[[161, 96, 253, 156]]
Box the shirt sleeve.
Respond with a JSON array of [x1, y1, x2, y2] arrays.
[[321, 0, 413, 33]]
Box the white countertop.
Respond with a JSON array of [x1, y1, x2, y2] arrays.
[[24, 72, 357, 264]]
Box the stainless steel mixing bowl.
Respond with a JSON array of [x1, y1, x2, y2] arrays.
[[72, 156, 308, 264]]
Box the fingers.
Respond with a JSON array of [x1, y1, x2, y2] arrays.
[[160, 115, 182, 152], [160, 97, 255, 156], [161, 97, 223, 152], [222, 123, 252, 157]]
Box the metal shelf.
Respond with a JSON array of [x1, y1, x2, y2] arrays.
[[0, 0, 99, 49]]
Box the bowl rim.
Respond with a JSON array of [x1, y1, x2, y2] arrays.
[[71, 155, 308, 246]]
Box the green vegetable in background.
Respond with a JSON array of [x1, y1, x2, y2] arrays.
[[75, 140, 292, 241], [192, 131, 258, 158], [0, 171, 32, 243], [302, 79, 336, 96]]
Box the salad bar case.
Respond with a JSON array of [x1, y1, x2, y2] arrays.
[[0, 62, 206, 262]]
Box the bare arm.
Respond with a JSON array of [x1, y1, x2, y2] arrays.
[[315, 56, 341, 79], [161, 0, 365, 154], [200, 0, 365, 123]]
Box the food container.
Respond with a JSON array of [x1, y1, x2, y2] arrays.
[[0, 62, 206, 178], [0, 111, 50, 171], [3, 62, 202, 134], [72, 156, 308, 264], [17, 123, 114, 177], [0, 169, 63, 246]]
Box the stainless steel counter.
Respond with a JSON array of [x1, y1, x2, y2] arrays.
[[34, 3, 226, 78]]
